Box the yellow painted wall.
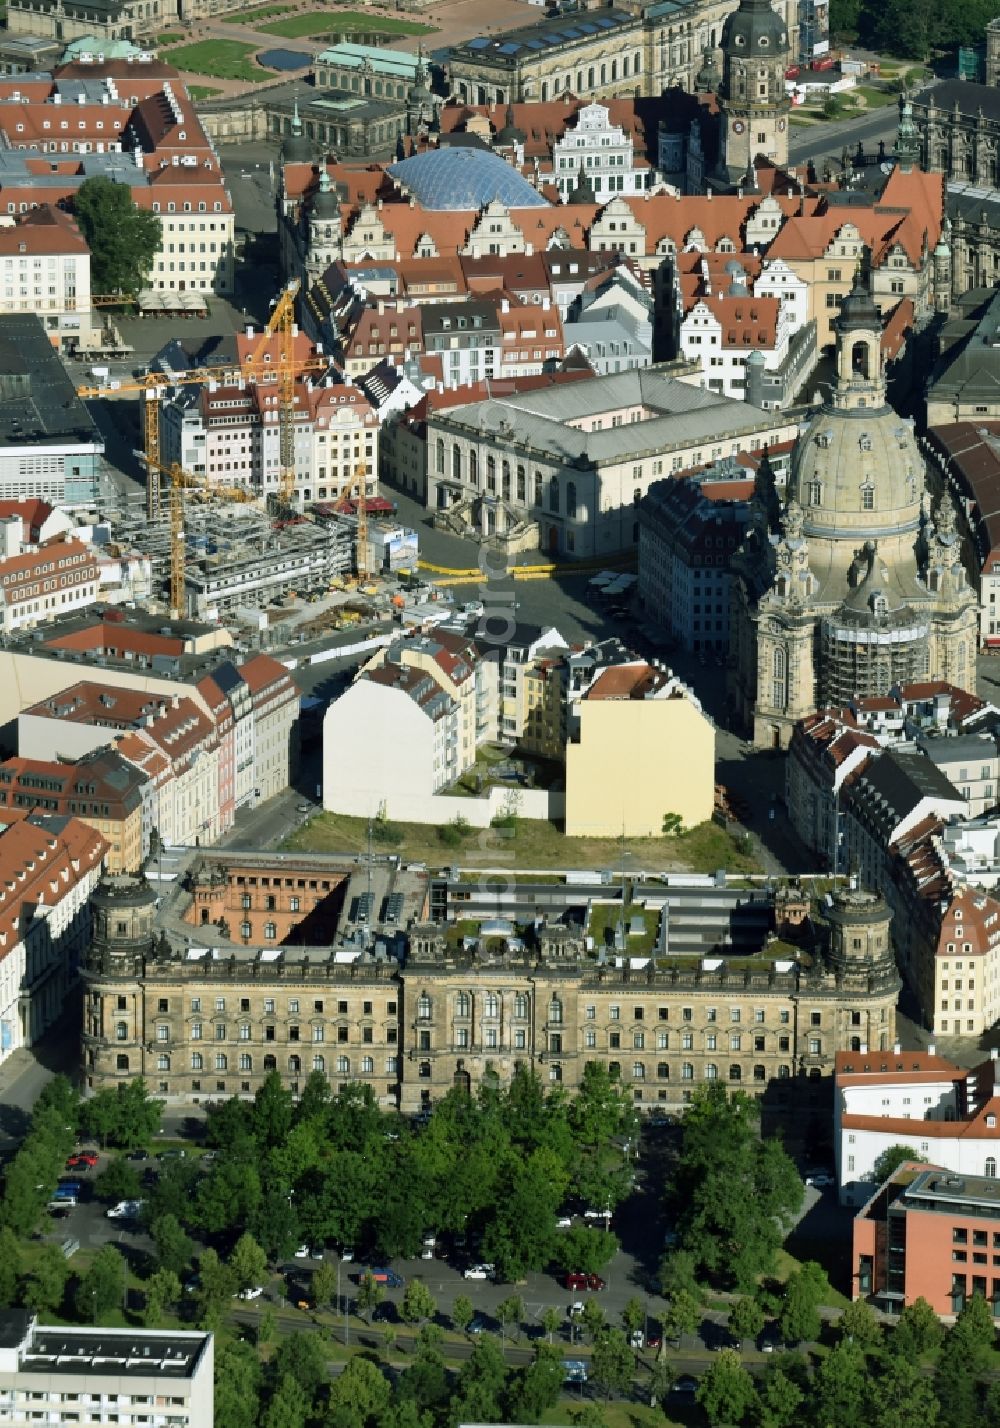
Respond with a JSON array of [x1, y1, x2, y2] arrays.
[[564, 696, 714, 837]]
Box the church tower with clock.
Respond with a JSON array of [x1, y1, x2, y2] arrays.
[[709, 0, 791, 192]]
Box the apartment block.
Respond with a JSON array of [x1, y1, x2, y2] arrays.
[[0, 204, 97, 347], [0, 524, 99, 635], [0, 748, 146, 872], [0, 1312, 213, 1427]]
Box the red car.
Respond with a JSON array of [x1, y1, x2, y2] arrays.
[[65, 1152, 98, 1170], [565, 1272, 605, 1291]]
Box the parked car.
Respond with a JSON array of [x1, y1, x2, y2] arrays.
[[340, 1247, 354, 1262], [294, 1245, 310, 1259], [157, 1149, 186, 1162], [583, 1208, 611, 1222], [464, 1263, 494, 1280], [568, 1301, 585, 1317], [65, 1152, 98, 1170], [630, 1330, 645, 1350], [555, 1216, 573, 1229], [126, 1150, 149, 1163], [106, 1199, 144, 1220], [805, 1172, 835, 1189], [468, 1316, 487, 1335], [310, 1247, 325, 1260], [565, 1272, 605, 1291], [357, 1267, 404, 1288], [563, 1360, 588, 1384], [671, 1376, 698, 1396], [236, 1286, 264, 1301]]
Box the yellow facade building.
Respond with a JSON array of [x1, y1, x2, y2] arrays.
[[564, 663, 714, 837]]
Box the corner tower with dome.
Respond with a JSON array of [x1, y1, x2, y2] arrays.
[[729, 259, 979, 748], [708, 0, 791, 192]]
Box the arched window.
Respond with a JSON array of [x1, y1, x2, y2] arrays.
[[452, 446, 462, 483], [361, 1056, 374, 1074], [550, 1063, 562, 1082], [486, 455, 496, 493], [987, 1157, 997, 1179], [313, 1054, 325, 1073], [239, 1053, 252, 1072], [851, 340, 870, 379], [469, 450, 478, 487], [215, 1053, 227, 1071], [772, 647, 786, 709], [157, 1054, 170, 1071], [861, 482, 875, 511], [682, 1062, 694, 1080], [549, 998, 563, 1024], [657, 1062, 669, 1079], [263, 1055, 276, 1071], [850, 1036, 861, 1052], [705, 1063, 718, 1079], [657, 1030, 669, 1050], [534, 471, 543, 507], [191, 1053, 203, 1070], [289, 1055, 301, 1073], [264, 922, 276, 941], [337, 1055, 350, 1075], [632, 1061, 645, 1079], [417, 993, 431, 1020], [419, 1060, 431, 1078], [435, 438, 444, 474], [753, 1064, 766, 1081], [808, 480, 822, 507], [502, 461, 511, 499], [484, 993, 499, 1018], [516, 465, 526, 501], [116, 1022, 128, 1040], [116, 1054, 129, 1071], [549, 475, 559, 513], [456, 992, 471, 1018], [566, 481, 577, 519], [608, 1061, 621, 1079], [729, 1064, 742, 1081], [514, 993, 529, 1019]]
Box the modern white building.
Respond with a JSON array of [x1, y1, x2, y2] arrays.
[[0, 205, 98, 348], [0, 1314, 214, 1427], [552, 101, 649, 201], [835, 1048, 1000, 1207]]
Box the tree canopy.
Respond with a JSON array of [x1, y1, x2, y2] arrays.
[[74, 177, 161, 296]]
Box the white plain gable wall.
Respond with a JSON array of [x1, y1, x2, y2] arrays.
[[323, 678, 437, 816], [18, 711, 112, 761], [838, 1123, 1000, 1206], [840, 1077, 958, 1118]]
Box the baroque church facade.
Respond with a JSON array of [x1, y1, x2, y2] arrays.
[[730, 264, 979, 749]]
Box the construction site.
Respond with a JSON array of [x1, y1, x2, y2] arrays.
[[76, 280, 419, 630]]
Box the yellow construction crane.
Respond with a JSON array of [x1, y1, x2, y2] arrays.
[[77, 279, 316, 518], [337, 462, 370, 582], [246, 279, 301, 513]]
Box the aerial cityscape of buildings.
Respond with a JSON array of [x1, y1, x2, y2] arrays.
[[1, 0, 1000, 1414]]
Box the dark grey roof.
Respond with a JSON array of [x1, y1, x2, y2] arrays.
[[448, 8, 636, 67], [847, 747, 964, 830], [423, 298, 500, 338], [0, 1310, 30, 1348], [0, 314, 101, 450], [918, 732, 999, 763], [927, 286, 1000, 405], [916, 79, 1000, 123]]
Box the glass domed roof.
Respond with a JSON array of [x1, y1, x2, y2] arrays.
[[387, 147, 549, 211]]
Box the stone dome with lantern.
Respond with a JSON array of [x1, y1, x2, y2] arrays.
[[729, 258, 979, 748]]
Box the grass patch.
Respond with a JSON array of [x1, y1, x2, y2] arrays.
[[773, 1247, 851, 1309], [589, 901, 659, 957], [168, 39, 276, 81], [257, 10, 437, 38], [239, 1, 294, 15], [188, 84, 223, 100], [854, 84, 896, 107], [284, 812, 760, 876], [157, 31, 183, 43]]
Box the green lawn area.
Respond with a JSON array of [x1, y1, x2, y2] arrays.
[[589, 902, 659, 956], [283, 811, 760, 876], [854, 84, 896, 107], [168, 39, 276, 81], [257, 10, 436, 37], [240, 1, 294, 15], [188, 84, 223, 100]]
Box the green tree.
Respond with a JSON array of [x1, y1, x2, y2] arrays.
[[621, 1296, 645, 1339], [949, 1291, 996, 1362], [252, 1071, 295, 1149], [581, 1298, 606, 1342], [662, 1289, 702, 1343], [95, 1156, 142, 1204], [591, 1328, 634, 1402], [867, 1354, 940, 1428], [257, 1305, 276, 1348], [542, 1305, 562, 1343], [152, 1214, 193, 1277], [837, 1297, 883, 1351], [263, 1373, 310, 1428], [507, 1345, 564, 1421], [892, 1296, 942, 1362], [356, 1272, 384, 1324], [229, 1231, 268, 1294], [312, 1261, 337, 1311], [400, 1278, 436, 1328], [214, 1340, 261, 1428], [648, 1356, 675, 1409], [658, 1249, 704, 1303], [697, 1348, 758, 1426], [497, 1293, 524, 1341], [753, 1367, 803, 1428], [570, 1407, 607, 1428], [142, 1268, 180, 1327], [871, 1145, 927, 1184], [272, 1332, 328, 1403], [452, 1295, 474, 1335], [74, 179, 162, 296], [778, 1262, 830, 1345], [0, 1227, 22, 1308], [193, 1248, 235, 1330], [453, 1335, 509, 1424], [812, 1338, 868, 1426], [416, 1322, 444, 1356], [327, 1356, 391, 1424], [554, 1227, 619, 1275], [23, 1245, 68, 1315], [75, 1245, 125, 1323], [729, 1295, 766, 1347]]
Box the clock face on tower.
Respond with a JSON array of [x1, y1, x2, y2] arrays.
[[733, 120, 745, 134]]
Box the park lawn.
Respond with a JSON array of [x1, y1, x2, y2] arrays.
[[283, 811, 760, 876], [854, 84, 896, 107], [589, 901, 659, 956], [188, 84, 223, 100], [257, 10, 436, 37], [168, 39, 276, 81], [157, 32, 183, 43], [772, 1248, 851, 1310]]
